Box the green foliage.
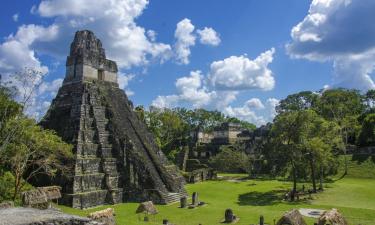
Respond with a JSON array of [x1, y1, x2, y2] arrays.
[[358, 113, 375, 146], [0, 86, 73, 201], [276, 91, 319, 114], [269, 110, 343, 191], [0, 117, 73, 200], [226, 117, 256, 130], [209, 146, 251, 173], [0, 170, 33, 204], [142, 107, 255, 161]]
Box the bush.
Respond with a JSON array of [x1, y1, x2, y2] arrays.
[[209, 146, 250, 173], [0, 170, 32, 205]]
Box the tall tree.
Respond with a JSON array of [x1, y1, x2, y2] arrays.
[[317, 89, 364, 175], [271, 111, 305, 196]]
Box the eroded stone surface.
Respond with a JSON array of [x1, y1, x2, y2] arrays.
[[0, 208, 102, 225]]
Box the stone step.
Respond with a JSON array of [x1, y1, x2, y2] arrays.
[[76, 143, 99, 156], [65, 189, 108, 209], [161, 192, 187, 204], [72, 173, 106, 192], [75, 157, 102, 174]]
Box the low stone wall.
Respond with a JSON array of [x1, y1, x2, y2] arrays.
[[184, 168, 217, 183]]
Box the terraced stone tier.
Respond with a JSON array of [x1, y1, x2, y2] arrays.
[[66, 190, 108, 209], [73, 173, 105, 192], [74, 158, 101, 174]]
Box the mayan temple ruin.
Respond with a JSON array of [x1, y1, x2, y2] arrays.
[[40, 30, 186, 209]]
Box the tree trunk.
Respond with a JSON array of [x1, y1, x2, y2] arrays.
[[343, 130, 348, 175], [319, 166, 324, 191], [291, 163, 297, 201], [13, 172, 21, 201], [309, 155, 317, 193]]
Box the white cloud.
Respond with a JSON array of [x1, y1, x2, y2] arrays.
[[223, 105, 266, 127], [197, 27, 221, 46], [209, 48, 275, 91], [38, 78, 63, 97], [118, 73, 135, 96], [174, 18, 196, 65], [287, 0, 375, 90], [152, 49, 277, 125], [152, 95, 180, 109], [245, 98, 265, 109], [12, 13, 19, 22], [266, 98, 279, 119], [31, 0, 173, 68], [0, 24, 58, 76], [147, 30, 157, 42], [223, 97, 279, 126]]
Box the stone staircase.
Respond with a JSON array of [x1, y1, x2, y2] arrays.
[[162, 192, 187, 205]]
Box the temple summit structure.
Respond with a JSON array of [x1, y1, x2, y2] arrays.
[[40, 30, 186, 209]]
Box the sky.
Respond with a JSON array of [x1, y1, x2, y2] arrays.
[[0, 0, 374, 126]]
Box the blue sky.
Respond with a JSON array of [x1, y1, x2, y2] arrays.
[[0, 0, 374, 126]]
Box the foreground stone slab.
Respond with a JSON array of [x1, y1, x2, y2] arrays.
[[0, 207, 102, 225]]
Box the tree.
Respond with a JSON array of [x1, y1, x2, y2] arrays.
[[316, 89, 364, 175], [358, 113, 375, 146], [0, 117, 72, 200], [271, 111, 305, 195], [270, 110, 342, 196], [0, 87, 22, 153], [276, 91, 319, 114], [298, 110, 342, 192], [0, 68, 45, 153], [209, 145, 250, 173], [144, 107, 189, 161]]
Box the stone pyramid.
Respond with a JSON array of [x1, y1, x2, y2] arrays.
[[40, 30, 186, 209]]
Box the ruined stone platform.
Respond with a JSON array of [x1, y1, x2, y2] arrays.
[[0, 207, 101, 225]]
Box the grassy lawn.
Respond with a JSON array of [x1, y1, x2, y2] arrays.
[[59, 176, 375, 225]]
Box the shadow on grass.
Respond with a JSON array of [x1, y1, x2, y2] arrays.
[[237, 190, 284, 206]]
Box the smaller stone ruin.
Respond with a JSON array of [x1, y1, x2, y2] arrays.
[[192, 192, 199, 206], [317, 208, 348, 225], [222, 208, 239, 223], [88, 208, 116, 225], [180, 196, 187, 208], [136, 201, 158, 221], [21, 186, 61, 209], [276, 209, 307, 225]]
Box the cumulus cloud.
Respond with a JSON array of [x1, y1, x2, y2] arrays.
[[152, 71, 218, 108], [12, 13, 19, 22], [209, 48, 275, 91], [223, 97, 279, 126], [287, 0, 375, 90], [0, 24, 58, 76], [197, 27, 221, 46], [174, 18, 196, 65], [31, 0, 173, 68], [245, 98, 265, 109], [173, 19, 221, 64], [152, 49, 277, 125], [118, 73, 135, 96]]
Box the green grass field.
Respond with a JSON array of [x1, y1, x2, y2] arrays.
[[60, 176, 375, 225]]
